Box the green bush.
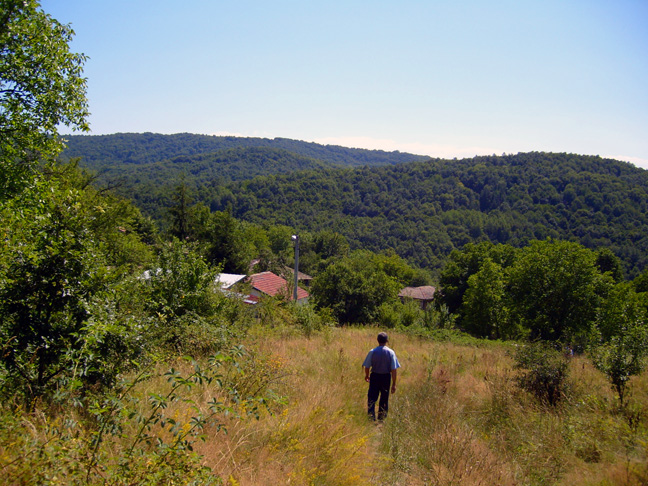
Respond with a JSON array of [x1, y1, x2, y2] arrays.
[[375, 302, 403, 329], [292, 303, 332, 337], [590, 283, 648, 407], [513, 342, 569, 406], [423, 303, 457, 330], [140, 240, 246, 354], [0, 181, 115, 403], [0, 347, 268, 485]]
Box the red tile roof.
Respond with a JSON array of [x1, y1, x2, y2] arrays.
[[248, 271, 309, 300]]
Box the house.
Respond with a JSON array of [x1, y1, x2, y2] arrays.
[[215, 273, 247, 290], [283, 265, 314, 287], [214, 272, 255, 303], [398, 286, 436, 310], [248, 271, 309, 304]]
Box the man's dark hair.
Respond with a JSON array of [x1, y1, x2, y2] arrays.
[[377, 332, 388, 344]]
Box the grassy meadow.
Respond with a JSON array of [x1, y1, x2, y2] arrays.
[[196, 327, 648, 485], [2, 326, 647, 485]]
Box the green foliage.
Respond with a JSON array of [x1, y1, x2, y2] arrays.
[[375, 302, 402, 329], [61, 138, 648, 279], [0, 160, 157, 402], [52, 161, 156, 269], [513, 342, 570, 406], [507, 239, 612, 342], [595, 247, 624, 282], [292, 303, 333, 337], [376, 299, 424, 329], [266, 224, 295, 269], [0, 178, 113, 402], [62, 133, 426, 170], [200, 152, 648, 278], [0, 346, 268, 484], [372, 249, 432, 286], [202, 210, 257, 273], [145, 240, 217, 318], [462, 257, 510, 339], [67, 292, 146, 392], [298, 230, 350, 275], [311, 250, 401, 324], [141, 240, 243, 354], [167, 179, 194, 241], [438, 239, 632, 344], [438, 241, 516, 315], [633, 266, 648, 293], [590, 283, 648, 406], [423, 303, 457, 330], [1, 0, 89, 199]]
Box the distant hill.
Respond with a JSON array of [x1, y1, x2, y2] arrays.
[[66, 145, 331, 196], [208, 152, 648, 278], [61, 134, 648, 278], [61, 132, 428, 169]]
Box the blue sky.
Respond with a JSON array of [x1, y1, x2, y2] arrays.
[[43, 0, 648, 169]]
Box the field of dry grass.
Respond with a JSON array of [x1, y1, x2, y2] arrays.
[[2, 326, 647, 485], [199, 326, 648, 486]]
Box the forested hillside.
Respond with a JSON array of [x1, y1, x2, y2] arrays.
[[64, 134, 648, 278], [209, 152, 648, 277], [69, 146, 333, 209], [62, 132, 428, 168]]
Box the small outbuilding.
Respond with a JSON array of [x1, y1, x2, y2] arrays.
[[283, 266, 314, 287], [398, 286, 436, 310]]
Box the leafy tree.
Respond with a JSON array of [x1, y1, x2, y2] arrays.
[[438, 241, 516, 315], [141, 240, 240, 354], [299, 230, 350, 275], [633, 267, 648, 294], [144, 240, 217, 319], [1, 0, 89, 199], [590, 283, 648, 407], [52, 161, 155, 269], [0, 161, 154, 401], [311, 250, 400, 324], [462, 257, 510, 339], [313, 230, 350, 260], [507, 239, 611, 342], [0, 180, 112, 402], [595, 247, 624, 283], [266, 224, 294, 269], [373, 249, 432, 287], [167, 179, 194, 240], [203, 210, 256, 273]]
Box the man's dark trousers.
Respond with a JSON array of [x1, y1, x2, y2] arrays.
[[368, 372, 391, 421]]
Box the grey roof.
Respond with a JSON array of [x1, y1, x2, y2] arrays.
[[398, 286, 436, 300]]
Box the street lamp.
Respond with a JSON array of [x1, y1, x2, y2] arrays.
[[291, 234, 299, 302]]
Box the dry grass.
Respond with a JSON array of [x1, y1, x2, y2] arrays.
[[2, 327, 647, 485], [196, 327, 648, 486]]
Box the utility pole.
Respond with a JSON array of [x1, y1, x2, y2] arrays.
[[292, 234, 299, 302]]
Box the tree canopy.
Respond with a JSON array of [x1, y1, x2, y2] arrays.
[[63, 137, 648, 278], [1, 0, 89, 199]]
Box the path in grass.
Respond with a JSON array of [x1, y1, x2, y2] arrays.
[[200, 326, 648, 486]]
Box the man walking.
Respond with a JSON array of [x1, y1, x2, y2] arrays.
[[363, 332, 400, 421]]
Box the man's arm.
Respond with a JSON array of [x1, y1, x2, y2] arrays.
[[391, 369, 397, 393], [364, 366, 371, 382]]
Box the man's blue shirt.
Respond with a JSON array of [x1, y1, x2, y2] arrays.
[[363, 345, 400, 374]]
